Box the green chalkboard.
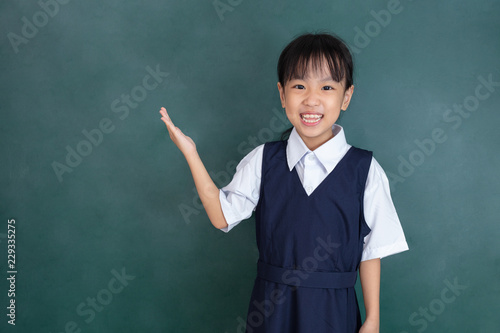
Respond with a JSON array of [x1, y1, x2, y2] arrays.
[[1, 0, 499, 332]]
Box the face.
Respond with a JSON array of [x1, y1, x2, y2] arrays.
[[277, 60, 354, 151]]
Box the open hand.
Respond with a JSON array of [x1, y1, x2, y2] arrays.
[[159, 107, 196, 156]]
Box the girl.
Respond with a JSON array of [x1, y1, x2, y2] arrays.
[[159, 33, 408, 333]]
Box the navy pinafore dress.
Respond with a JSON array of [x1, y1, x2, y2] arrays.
[[246, 140, 372, 333]]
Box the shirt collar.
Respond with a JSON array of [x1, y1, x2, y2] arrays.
[[286, 124, 350, 173]]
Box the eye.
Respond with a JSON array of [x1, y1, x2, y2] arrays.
[[293, 84, 305, 89], [322, 86, 334, 91]]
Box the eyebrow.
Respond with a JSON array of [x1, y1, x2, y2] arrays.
[[290, 76, 336, 82]]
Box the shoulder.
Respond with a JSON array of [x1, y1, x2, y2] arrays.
[[262, 140, 287, 162], [365, 156, 392, 192], [243, 143, 265, 159], [263, 140, 286, 150], [235, 140, 286, 172], [349, 145, 373, 159], [345, 146, 374, 175], [235, 144, 265, 171]]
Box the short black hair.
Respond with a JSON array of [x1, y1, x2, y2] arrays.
[[277, 32, 354, 91]]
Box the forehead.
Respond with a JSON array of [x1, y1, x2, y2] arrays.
[[290, 57, 342, 82], [302, 65, 334, 80], [290, 62, 344, 85]]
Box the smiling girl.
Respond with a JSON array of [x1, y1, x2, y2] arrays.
[[160, 32, 408, 333]]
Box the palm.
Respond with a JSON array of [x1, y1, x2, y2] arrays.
[[159, 107, 196, 155]]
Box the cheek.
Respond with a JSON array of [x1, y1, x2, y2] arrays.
[[285, 109, 300, 124], [331, 95, 346, 108], [283, 95, 297, 109]]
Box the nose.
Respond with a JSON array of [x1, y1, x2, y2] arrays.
[[303, 90, 320, 107]]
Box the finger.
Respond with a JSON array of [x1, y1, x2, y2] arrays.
[[160, 110, 173, 124], [161, 116, 175, 131], [159, 107, 170, 120], [160, 116, 169, 127]]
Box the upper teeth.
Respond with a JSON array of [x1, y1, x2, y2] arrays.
[[301, 114, 322, 123]]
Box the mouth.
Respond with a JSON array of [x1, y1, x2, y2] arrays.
[[300, 113, 323, 126]]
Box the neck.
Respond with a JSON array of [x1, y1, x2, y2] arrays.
[[301, 132, 335, 151]]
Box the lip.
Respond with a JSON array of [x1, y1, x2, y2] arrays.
[[300, 112, 323, 126]]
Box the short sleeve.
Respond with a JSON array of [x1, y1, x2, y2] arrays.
[[219, 144, 264, 233], [361, 157, 409, 261]]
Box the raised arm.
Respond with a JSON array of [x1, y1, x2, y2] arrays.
[[159, 107, 228, 229]]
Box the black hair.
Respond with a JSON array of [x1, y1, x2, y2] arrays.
[[278, 32, 354, 90], [277, 32, 354, 140]]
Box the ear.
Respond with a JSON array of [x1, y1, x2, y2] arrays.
[[277, 82, 286, 108], [341, 85, 354, 111]]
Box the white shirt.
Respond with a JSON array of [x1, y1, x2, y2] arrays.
[[219, 125, 409, 261]]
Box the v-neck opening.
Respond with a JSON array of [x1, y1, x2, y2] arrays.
[[292, 146, 355, 197]]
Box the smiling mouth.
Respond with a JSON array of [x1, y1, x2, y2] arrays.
[[300, 113, 323, 123]]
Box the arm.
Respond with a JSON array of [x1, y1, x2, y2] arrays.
[[359, 258, 381, 333], [159, 107, 228, 229]]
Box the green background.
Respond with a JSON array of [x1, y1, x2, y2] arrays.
[[1, 0, 499, 332]]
